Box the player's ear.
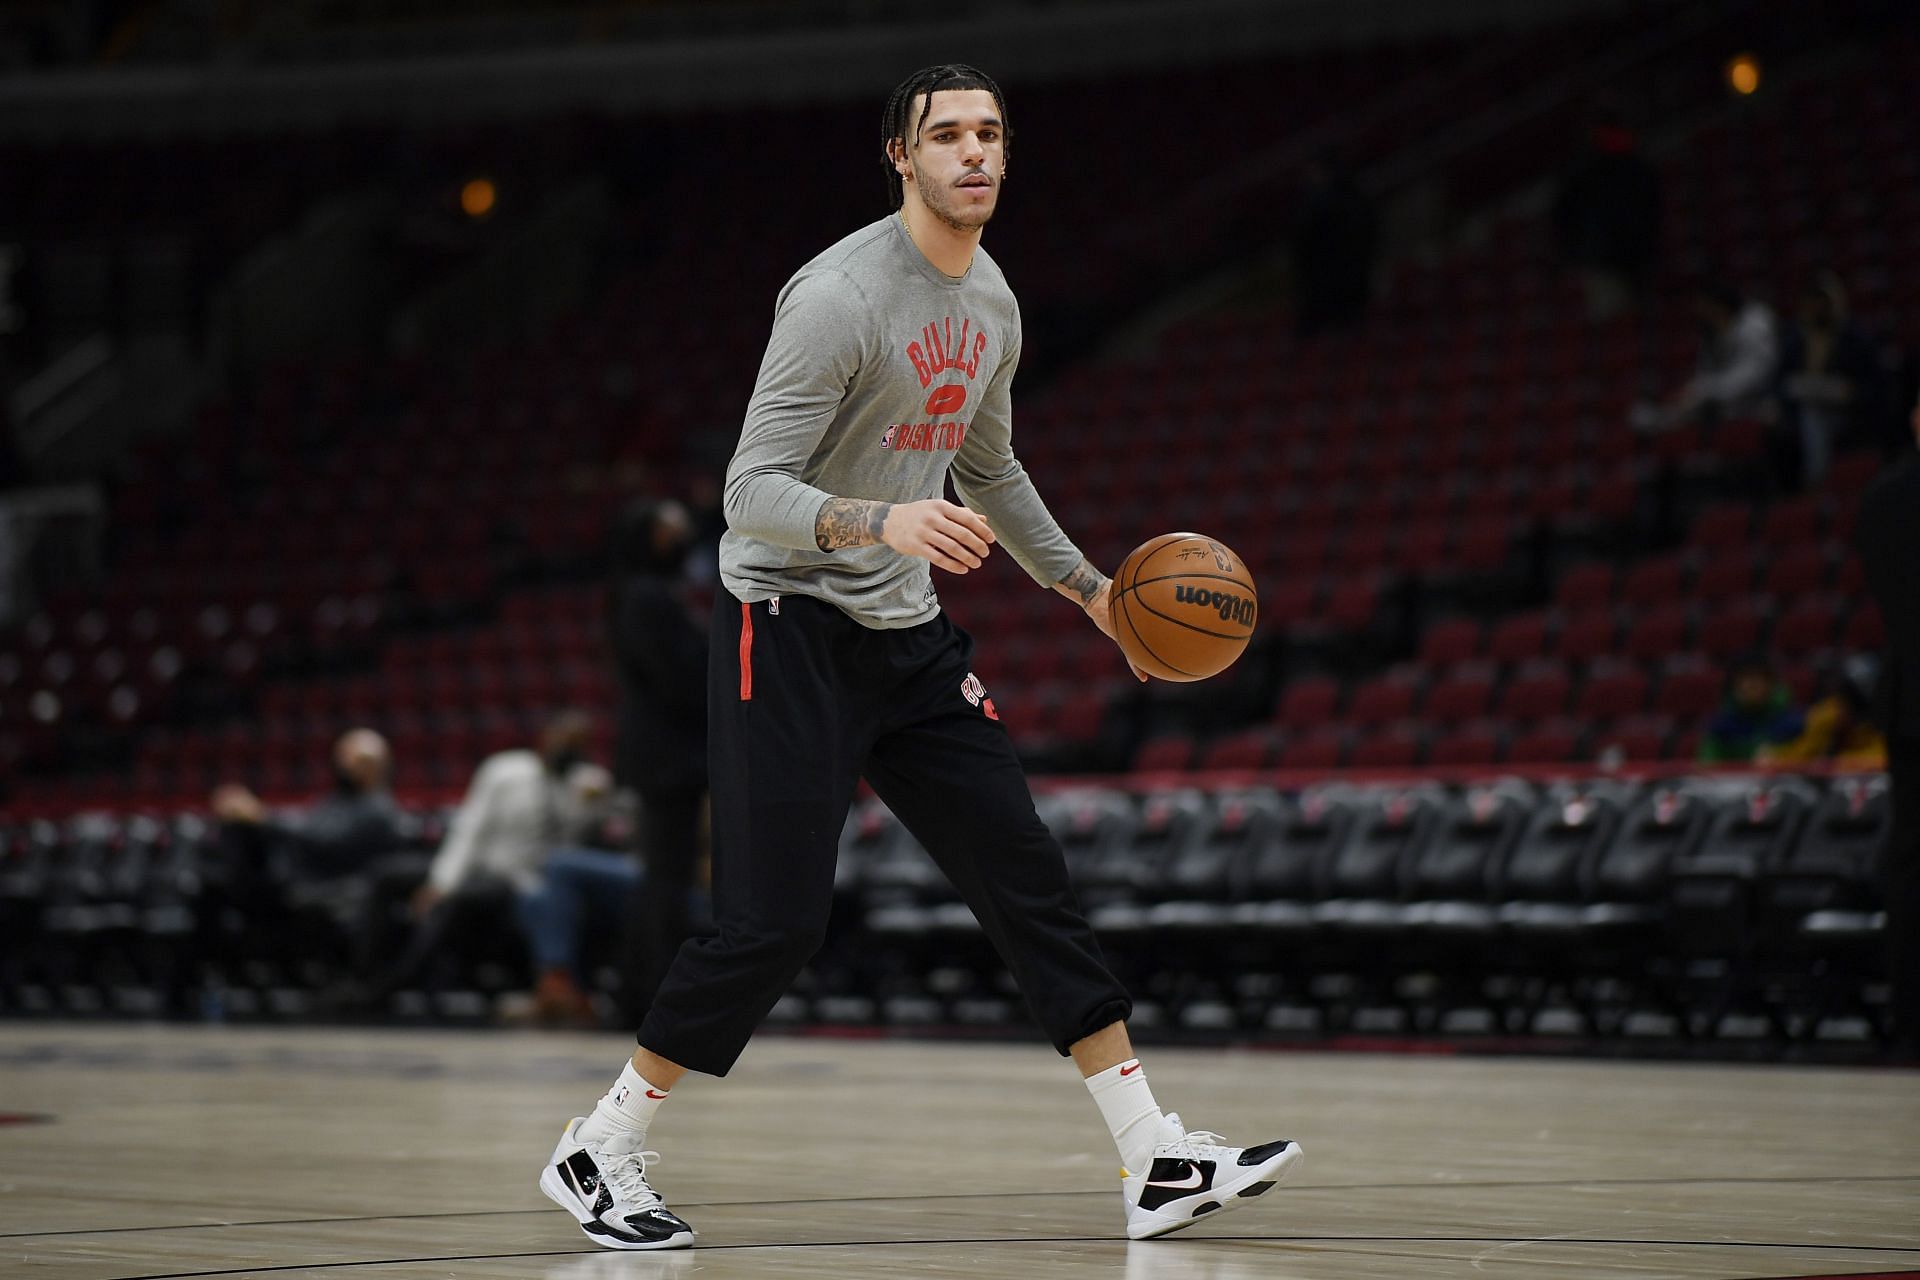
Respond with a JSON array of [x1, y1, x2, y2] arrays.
[[887, 137, 911, 178]]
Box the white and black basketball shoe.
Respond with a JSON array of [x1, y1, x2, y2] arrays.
[[539, 1118, 695, 1250], [1121, 1112, 1302, 1240]]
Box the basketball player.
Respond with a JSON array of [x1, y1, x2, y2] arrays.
[[539, 64, 1301, 1250]]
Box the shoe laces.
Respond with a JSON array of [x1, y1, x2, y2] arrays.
[[1162, 1117, 1231, 1160], [595, 1141, 666, 1213]]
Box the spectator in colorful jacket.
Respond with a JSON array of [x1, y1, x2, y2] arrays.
[[1698, 657, 1805, 763]]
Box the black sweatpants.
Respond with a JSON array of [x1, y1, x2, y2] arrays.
[[637, 592, 1131, 1076], [623, 782, 706, 1024]]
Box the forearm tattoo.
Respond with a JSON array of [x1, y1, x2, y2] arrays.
[[1057, 557, 1108, 606], [815, 497, 892, 551]]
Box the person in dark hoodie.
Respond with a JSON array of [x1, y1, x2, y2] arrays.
[[1290, 151, 1377, 338], [1777, 271, 1889, 486], [608, 497, 709, 1021], [1552, 111, 1661, 318]]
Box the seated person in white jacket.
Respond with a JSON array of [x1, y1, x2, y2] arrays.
[[413, 711, 632, 1024], [1634, 278, 1780, 431]]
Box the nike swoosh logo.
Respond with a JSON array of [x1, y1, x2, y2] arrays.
[[1146, 1165, 1205, 1190], [645, 1090, 668, 1099], [1120, 1063, 1141, 1076]]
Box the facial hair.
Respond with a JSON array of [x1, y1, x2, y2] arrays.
[[914, 165, 995, 234]]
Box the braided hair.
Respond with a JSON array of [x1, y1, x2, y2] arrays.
[[880, 63, 1010, 209]]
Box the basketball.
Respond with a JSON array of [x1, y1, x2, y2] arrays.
[[1109, 533, 1258, 681]]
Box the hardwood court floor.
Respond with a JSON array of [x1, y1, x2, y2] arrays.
[[2, 1024, 1916, 1279]]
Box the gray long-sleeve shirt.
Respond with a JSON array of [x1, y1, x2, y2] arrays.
[[720, 215, 1082, 629]]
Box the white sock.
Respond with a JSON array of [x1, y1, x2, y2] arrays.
[[1086, 1058, 1165, 1174], [576, 1061, 670, 1146]]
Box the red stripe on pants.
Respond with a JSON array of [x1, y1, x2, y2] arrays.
[[738, 602, 754, 701]]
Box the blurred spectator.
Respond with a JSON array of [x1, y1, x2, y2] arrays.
[[609, 497, 709, 1023], [1552, 113, 1661, 317], [681, 472, 727, 587], [1853, 393, 1920, 1055], [408, 710, 626, 1026], [1635, 280, 1779, 432], [208, 728, 405, 985], [1776, 272, 1887, 486], [1697, 657, 1805, 763], [1756, 657, 1887, 768], [211, 727, 402, 875], [1290, 152, 1377, 338]]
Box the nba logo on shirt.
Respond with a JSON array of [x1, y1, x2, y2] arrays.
[[879, 424, 899, 449]]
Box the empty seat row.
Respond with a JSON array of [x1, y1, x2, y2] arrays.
[[1137, 715, 1704, 771], [831, 772, 1891, 1041], [840, 774, 1882, 924], [1, 771, 1890, 1042]]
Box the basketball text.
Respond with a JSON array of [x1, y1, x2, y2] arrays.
[[1173, 585, 1256, 627]]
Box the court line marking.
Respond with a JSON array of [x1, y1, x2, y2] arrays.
[[7, 1173, 1918, 1240], [1468, 1228, 1588, 1268], [83, 1236, 1920, 1280]]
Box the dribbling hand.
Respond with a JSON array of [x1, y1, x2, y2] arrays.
[[882, 499, 996, 574], [1081, 579, 1150, 683]]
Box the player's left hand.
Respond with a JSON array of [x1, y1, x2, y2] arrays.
[[1082, 579, 1149, 682]]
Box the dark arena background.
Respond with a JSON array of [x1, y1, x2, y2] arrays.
[[1, 2, 1917, 1277]]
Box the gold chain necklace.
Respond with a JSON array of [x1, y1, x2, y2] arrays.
[[899, 208, 967, 279]]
